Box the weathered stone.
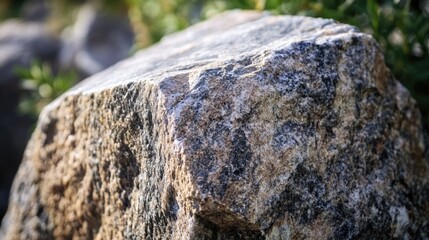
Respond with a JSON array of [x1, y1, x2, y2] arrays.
[[2, 10, 429, 239]]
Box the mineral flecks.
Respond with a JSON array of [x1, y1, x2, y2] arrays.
[[1, 10, 429, 239]]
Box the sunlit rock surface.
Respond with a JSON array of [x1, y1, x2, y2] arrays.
[[2, 10, 429, 239]]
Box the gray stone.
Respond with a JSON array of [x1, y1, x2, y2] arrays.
[[59, 5, 134, 77], [21, 0, 50, 22], [2, 10, 429, 239], [0, 20, 60, 84]]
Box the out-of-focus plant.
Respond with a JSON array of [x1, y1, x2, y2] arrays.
[[125, 0, 258, 47], [47, 0, 129, 33], [0, 0, 25, 20], [16, 62, 77, 117]]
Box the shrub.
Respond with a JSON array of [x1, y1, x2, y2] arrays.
[[16, 62, 76, 118]]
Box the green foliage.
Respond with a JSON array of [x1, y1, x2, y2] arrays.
[[126, 0, 258, 46], [16, 62, 77, 117]]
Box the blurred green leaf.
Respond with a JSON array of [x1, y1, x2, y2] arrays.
[[16, 61, 77, 117]]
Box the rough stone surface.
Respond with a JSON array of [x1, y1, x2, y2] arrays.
[[2, 10, 429, 239]]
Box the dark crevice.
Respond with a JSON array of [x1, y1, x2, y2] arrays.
[[42, 118, 58, 146], [193, 214, 264, 240]]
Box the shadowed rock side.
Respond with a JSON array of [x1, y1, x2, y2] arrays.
[[1, 10, 429, 239]]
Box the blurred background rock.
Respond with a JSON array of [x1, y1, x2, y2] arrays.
[[0, 0, 428, 220]]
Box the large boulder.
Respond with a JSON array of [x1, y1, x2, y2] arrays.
[[1, 11, 428, 239]]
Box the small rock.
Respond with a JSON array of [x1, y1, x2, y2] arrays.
[[0, 20, 60, 81], [59, 5, 134, 77]]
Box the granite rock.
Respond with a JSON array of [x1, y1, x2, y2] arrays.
[[2, 10, 429, 239]]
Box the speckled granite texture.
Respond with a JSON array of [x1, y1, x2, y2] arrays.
[[1, 10, 429, 239]]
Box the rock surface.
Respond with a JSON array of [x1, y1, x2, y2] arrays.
[[2, 10, 429, 239]]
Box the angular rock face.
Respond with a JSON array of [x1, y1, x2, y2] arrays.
[[2, 10, 429, 239]]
